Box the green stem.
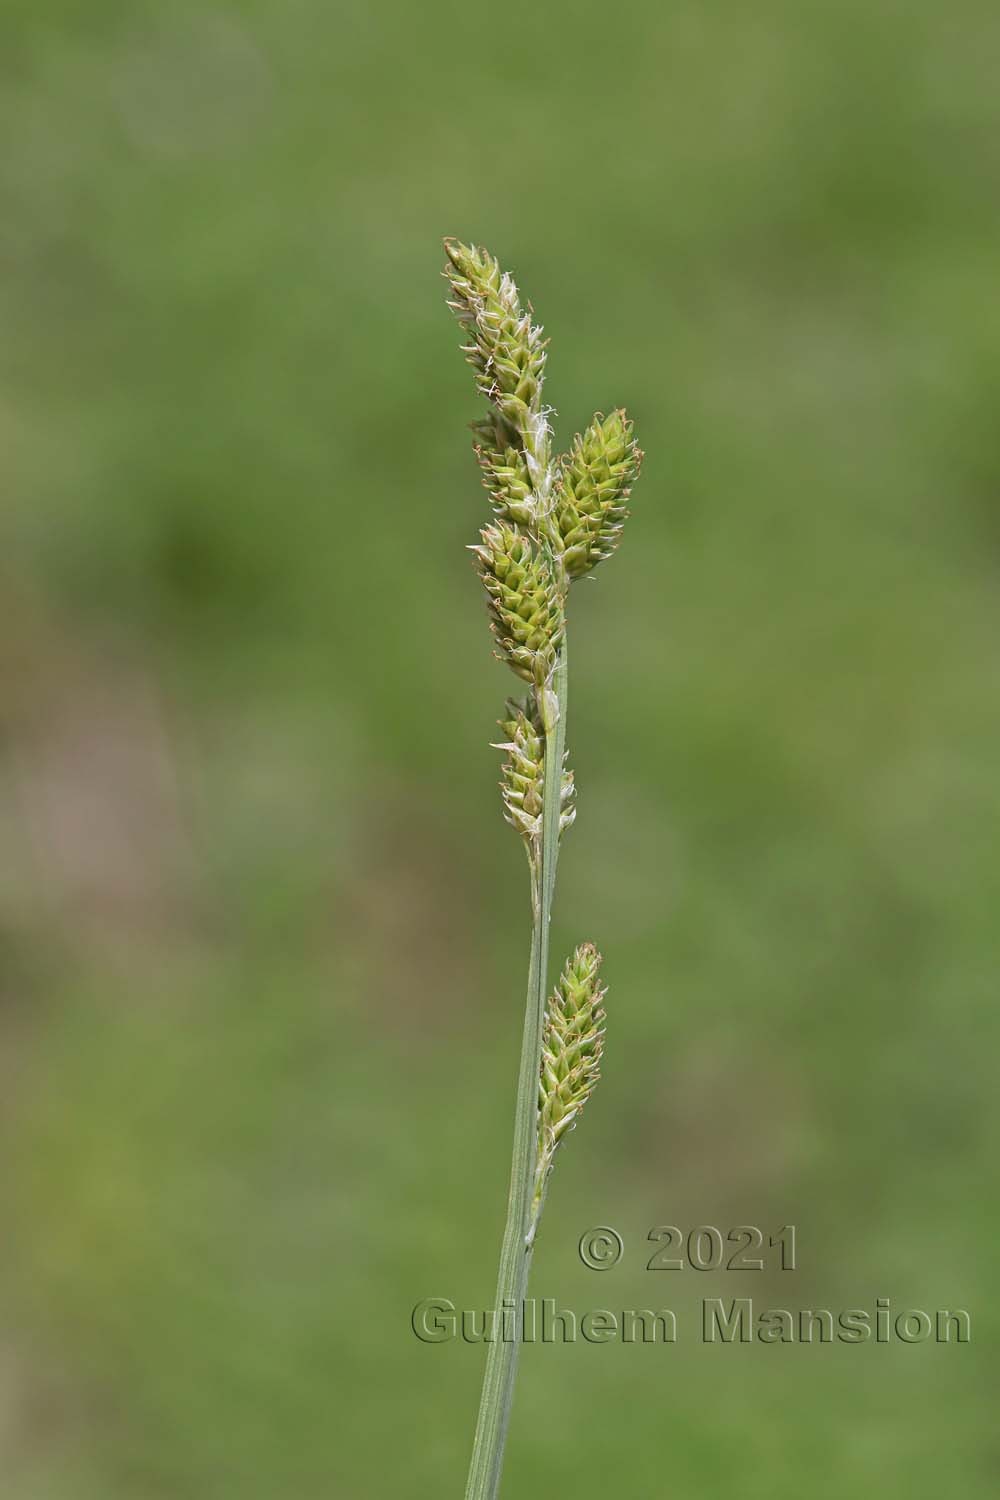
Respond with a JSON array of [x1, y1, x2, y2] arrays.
[[463, 641, 569, 1500]]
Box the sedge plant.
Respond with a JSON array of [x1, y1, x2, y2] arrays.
[[443, 240, 642, 1500]]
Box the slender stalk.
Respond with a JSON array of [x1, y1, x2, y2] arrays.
[[464, 642, 568, 1500]]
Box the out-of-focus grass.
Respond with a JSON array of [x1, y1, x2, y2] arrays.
[[2, 1, 999, 1496]]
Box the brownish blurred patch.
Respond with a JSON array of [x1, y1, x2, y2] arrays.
[[0, 581, 196, 968], [338, 772, 490, 1037], [624, 1026, 819, 1214]]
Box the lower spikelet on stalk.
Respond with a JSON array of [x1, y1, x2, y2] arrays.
[[494, 700, 544, 846], [493, 699, 576, 860], [531, 943, 606, 1228], [471, 523, 565, 725], [559, 758, 576, 839]]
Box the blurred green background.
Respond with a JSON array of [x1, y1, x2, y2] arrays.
[[2, 1, 999, 1495]]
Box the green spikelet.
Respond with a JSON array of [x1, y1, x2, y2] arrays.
[[559, 755, 576, 839], [493, 698, 576, 859], [470, 412, 520, 454], [444, 239, 551, 495], [551, 409, 642, 579], [494, 700, 545, 847], [471, 523, 564, 723], [531, 943, 606, 1229], [475, 432, 535, 528], [470, 412, 534, 524]]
